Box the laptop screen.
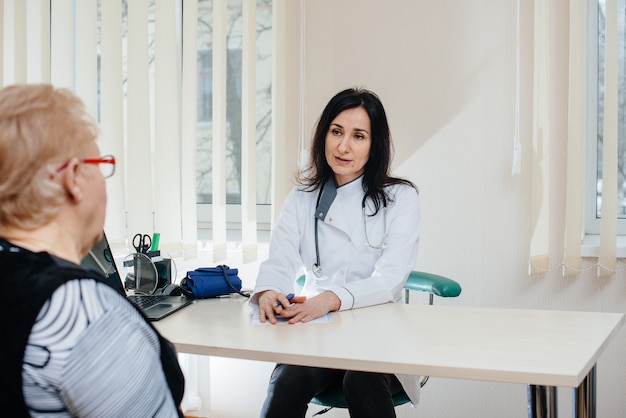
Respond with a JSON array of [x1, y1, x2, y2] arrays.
[[80, 232, 126, 296]]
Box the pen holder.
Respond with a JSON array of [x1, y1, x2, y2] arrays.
[[123, 253, 158, 294], [123, 250, 174, 292]]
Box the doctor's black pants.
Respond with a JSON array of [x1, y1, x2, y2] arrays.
[[260, 364, 405, 418]]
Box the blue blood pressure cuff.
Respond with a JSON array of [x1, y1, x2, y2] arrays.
[[180, 265, 249, 299]]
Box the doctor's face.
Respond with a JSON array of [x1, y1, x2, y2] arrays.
[[325, 107, 371, 187]]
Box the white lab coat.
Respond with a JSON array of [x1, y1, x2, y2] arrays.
[[250, 176, 422, 404]]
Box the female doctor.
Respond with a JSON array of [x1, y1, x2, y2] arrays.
[[250, 87, 421, 418]]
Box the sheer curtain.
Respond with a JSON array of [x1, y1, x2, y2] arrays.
[[529, 0, 619, 277]]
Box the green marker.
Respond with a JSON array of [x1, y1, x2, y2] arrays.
[[151, 232, 160, 251]]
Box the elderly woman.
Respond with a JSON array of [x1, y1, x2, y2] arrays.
[[0, 84, 184, 417]]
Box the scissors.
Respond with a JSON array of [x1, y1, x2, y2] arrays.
[[133, 233, 152, 254]]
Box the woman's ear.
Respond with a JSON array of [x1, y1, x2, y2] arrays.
[[61, 158, 84, 202]]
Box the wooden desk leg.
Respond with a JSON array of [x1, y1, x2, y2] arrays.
[[572, 365, 596, 418], [527, 384, 558, 418]]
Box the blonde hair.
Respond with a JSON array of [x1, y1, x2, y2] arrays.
[[0, 84, 99, 229]]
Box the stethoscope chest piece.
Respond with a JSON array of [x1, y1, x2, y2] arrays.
[[312, 263, 323, 278]]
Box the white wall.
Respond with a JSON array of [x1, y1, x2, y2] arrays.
[[206, 1, 626, 417]]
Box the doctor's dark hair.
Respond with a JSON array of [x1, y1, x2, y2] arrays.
[[298, 87, 417, 214]]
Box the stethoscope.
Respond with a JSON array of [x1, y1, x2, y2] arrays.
[[312, 180, 387, 278]]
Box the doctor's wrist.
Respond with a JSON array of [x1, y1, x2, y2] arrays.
[[321, 291, 341, 311]]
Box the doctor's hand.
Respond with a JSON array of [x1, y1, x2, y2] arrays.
[[257, 290, 307, 325], [278, 291, 340, 324]]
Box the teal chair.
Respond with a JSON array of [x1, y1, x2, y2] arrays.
[[295, 271, 462, 416]]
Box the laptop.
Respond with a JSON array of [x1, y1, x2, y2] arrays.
[[80, 232, 194, 321]]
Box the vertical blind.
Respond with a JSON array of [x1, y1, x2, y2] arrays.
[[0, 0, 294, 263], [181, 0, 200, 258], [598, 0, 619, 276], [529, 0, 551, 275], [529, 0, 620, 277], [563, 0, 585, 276], [211, 0, 227, 261], [241, 0, 258, 263]]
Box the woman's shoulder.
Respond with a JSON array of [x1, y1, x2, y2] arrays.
[[386, 180, 419, 199], [28, 279, 154, 370], [292, 182, 318, 193], [24, 279, 168, 417], [44, 279, 142, 322], [287, 184, 319, 202]]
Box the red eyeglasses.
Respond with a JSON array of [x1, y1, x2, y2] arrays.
[[54, 155, 116, 179]]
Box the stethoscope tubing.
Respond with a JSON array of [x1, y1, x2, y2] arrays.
[[312, 187, 387, 278]]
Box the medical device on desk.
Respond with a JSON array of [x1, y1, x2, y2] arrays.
[[312, 179, 387, 278]]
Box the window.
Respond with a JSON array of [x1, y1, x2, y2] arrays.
[[195, 0, 274, 212], [586, 0, 626, 234], [1, 0, 281, 248], [94, 0, 274, 232], [195, 46, 244, 204], [197, 49, 213, 124]]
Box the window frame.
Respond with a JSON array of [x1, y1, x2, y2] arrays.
[[584, 0, 626, 236], [585, 0, 602, 235]]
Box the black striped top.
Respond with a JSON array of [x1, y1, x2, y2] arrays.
[[0, 239, 183, 417]]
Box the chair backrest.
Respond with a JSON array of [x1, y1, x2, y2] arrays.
[[404, 270, 462, 304]]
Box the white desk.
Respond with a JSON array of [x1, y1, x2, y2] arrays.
[[154, 297, 624, 417]]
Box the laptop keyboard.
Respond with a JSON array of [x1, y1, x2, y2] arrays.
[[128, 294, 167, 310]]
